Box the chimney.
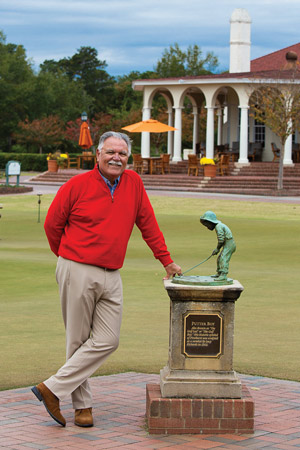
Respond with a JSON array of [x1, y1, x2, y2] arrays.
[[283, 51, 299, 70], [229, 9, 251, 73]]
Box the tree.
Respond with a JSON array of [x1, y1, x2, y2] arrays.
[[250, 71, 300, 190], [14, 115, 65, 153], [155, 43, 219, 78], [28, 70, 93, 122], [65, 116, 105, 149], [41, 47, 115, 115], [0, 31, 35, 149], [113, 71, 156, 112]]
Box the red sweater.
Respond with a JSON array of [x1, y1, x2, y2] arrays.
[[44, 167, 173, 269]]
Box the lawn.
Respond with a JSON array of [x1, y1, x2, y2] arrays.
[[0, 193, 299, 390]]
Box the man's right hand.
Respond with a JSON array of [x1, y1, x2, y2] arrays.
[[163, 262, 182, 279]]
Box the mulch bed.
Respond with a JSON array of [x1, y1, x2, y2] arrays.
[[0, 185, 33, 195]]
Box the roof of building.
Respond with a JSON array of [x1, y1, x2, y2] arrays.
[[133, 69, 300, 87], [133, 43, 300, 87], [251, 43, 300, 71]]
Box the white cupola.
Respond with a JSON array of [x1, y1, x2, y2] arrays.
[[229, 8, 251, 73]]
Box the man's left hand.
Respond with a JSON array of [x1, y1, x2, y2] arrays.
[[163, 262, 182, 280]]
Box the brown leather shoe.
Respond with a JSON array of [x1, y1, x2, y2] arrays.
[[74, 408, 93, 427], [32, 382, 66, 427]]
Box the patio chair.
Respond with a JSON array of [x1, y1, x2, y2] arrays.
[[216, 145, 225, 157], [271, 143, 280, 162], [218, 154, 230, 176], [188, 154, 199, 176], [152, 156, 164, 174], [292, 143, 300, 163], [67, 153, 78, 169], [248, 142, 263, 161], [161, 154, 170, 174], [132, 154, 144, 174]]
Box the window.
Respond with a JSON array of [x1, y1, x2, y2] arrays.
[[254, 117, 265, 145]]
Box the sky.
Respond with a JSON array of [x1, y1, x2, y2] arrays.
[[1, 0, 300, 77]]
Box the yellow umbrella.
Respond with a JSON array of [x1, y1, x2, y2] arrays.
[[122, 119, 177, 133]]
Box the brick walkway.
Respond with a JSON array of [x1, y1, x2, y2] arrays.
[[0, 372, 300, 449]]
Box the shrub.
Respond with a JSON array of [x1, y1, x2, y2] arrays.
[[0, 152, 80, 171], [0, 153, 48, 171]]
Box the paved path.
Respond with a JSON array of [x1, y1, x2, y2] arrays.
[[0, 372, 300, 449], [6, 174, 300, 203]]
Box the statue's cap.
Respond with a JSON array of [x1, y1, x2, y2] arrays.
[[200, 211, 219, 224]]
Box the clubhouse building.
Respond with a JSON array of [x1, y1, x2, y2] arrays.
[[132, 8, 300, 165]]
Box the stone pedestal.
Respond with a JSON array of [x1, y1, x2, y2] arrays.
[[146, 278, 254, 434], [160, 279, 244, 399]]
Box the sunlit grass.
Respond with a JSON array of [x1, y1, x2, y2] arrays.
[[0, 193, 299, 390]]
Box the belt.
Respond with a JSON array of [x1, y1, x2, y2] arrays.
[[99, 266, 117, 271]]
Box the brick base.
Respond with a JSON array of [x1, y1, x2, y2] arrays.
[[146, 384, 254, 435]]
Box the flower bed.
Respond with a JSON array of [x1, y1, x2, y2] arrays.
[[0, 185, 33, 195]]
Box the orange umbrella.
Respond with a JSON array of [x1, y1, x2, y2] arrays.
[[122, 119, 177, 133], [79, 121, 93, 149]]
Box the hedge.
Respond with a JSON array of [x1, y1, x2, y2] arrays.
[[0, 153, 74, 172], [0, 153, 48, 172], [0, 152, 133, 172]]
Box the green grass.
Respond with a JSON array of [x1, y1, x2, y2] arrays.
[[0, 194, 299, 390]]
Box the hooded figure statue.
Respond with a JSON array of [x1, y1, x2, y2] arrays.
[[200, 211, 236, 281]]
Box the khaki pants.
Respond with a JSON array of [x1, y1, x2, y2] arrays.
[[44, 257, 123, 409]]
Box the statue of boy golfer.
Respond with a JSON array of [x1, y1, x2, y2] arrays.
[[200, 211, 236, 281]]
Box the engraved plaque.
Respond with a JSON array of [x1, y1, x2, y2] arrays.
[[183, 313, 223, 358]]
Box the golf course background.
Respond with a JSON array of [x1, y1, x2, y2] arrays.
[[0, 193, 299, 390]]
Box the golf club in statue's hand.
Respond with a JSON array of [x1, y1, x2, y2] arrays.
[[177, 253, 215, 277]]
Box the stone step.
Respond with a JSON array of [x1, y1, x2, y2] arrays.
[[28, 163, 300, 196]]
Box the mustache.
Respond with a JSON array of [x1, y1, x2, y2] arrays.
[[108, 161, 122, 167]]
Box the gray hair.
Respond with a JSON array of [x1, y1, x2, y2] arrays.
[[97, 131, 132, 156]]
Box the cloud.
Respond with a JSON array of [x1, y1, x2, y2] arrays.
[[1, 0, 300, 76]]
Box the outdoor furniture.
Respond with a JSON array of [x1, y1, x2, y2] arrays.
[[292, 143, 300, 163], [271, 143, 280, 162], [218, 154, 230, 176], [216, 145, 225, 156], [248, 142, 263, 161], [231, 142, 239, 161], [142, 156, 163, 174], [66, 153, 78, 169], [152, 156, 164, 175], [77, 152, 96, 169], [187, 154, 199, 176], [161, 154, 170, 173], [196, 143, 205, 158], [132, 154, 144, 174]]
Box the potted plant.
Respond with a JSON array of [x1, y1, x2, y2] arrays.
[[47, 152, 68, 172], [200, 157, 218, 177]]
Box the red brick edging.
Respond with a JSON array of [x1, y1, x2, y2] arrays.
[[146, 383, 254, 435]]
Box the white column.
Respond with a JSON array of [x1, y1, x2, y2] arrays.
[[173, 107, 182, 162], [192, 107, 199, 154], [167, 110, 174, 156], [238, 106, 249, 163], [216, 108, 223, 145], [141, 107, 151, 158], [205, 106, 215, 159], [284, 125, 293, 165]]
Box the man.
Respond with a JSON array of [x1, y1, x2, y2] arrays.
[[32, 131, 181, 428]]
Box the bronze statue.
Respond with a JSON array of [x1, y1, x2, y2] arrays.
[[200, 211, 236, 281]]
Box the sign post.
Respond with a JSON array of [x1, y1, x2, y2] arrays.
[[5, 161, 21, 186]]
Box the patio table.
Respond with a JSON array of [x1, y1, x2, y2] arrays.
[[142, 157, 162, 174]]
